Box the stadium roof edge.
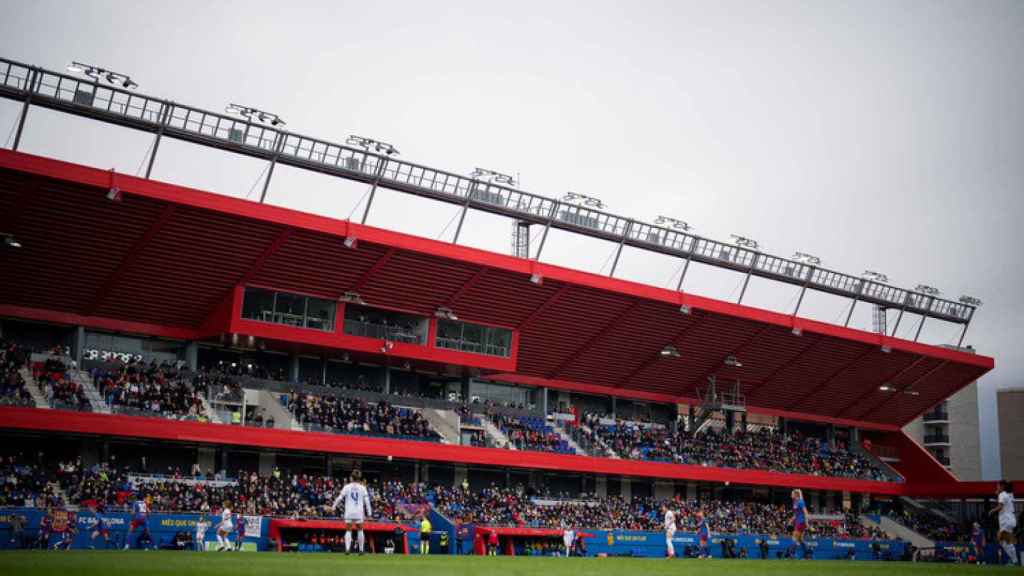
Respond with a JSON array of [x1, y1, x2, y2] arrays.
[[0, 149, 993, 373]]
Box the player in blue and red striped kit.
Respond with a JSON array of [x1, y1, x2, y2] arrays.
[[790, 488, 809, 559], [696, 511, 711, 559], [124, 495, 152, 550]]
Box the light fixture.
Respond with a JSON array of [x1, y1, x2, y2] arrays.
[[679, 304, 691, 315], [791, 327, 803, 336], [881, 345, 892, 353], [914, 284, 941, 297], [730, 235, 759, 250], [343, 236, 357, 249], [106, 187, 122, 202], [226, 103, 286, 127], [346, 135, 400, 156], [435, 306, 458, 321], [529, 273, 543, 285], [470, 168, 517, 186], [660, 345, 680, 358], [66, 61, 138, 90], [862, 270, 889, 283], [724, 356, 742, 368], [340, 291, 365, 305], [402, 361, 411, 370], [654, 216, 693, 232], [959, 296, 982, 307], [562, 192, 606, 209], [903, 388, 921, 396], [878, 384, 893, 392], [2, 234, 21, 249], [792, 252, 821, 266]]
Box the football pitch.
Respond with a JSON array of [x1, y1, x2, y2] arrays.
[[0, 551, 1012, 576]]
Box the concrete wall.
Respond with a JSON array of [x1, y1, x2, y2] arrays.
[[998, 389, 1024, 480], [948, 381, 982, 481]]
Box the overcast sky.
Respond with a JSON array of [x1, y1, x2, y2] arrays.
[[2, 0, 1021, 478]]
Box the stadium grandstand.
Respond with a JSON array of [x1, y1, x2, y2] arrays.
[[0, 54, 1019, 569]]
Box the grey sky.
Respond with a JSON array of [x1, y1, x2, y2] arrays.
[[2, 0, 1021, 478]]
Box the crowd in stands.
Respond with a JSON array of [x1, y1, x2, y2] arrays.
[[288, 392, 439, 441], [491, 414, 575, 454], [36, 357, 89, 410], [0, 340, 33, 406], [584, 415, 888, 481], [93, 361, 233, 420], [891, 506, 971, 542], [0, 455, 61, 508], [3, 447, 891, 542]]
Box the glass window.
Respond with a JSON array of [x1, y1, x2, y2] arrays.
[[274, 292, 306, 327], [242, 287, 276, 322], [306, 297, 336, 332]]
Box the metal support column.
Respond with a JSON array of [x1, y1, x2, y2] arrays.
[[844, 297, 859, 327], [737, 255, 759, 304], [360, 158, 389, 224], [259, 134, 285, 204], [451, 191, 474, 244], [792, 267, 815, 316], [956, 309, 975, 348], [914, 317, 927, 342], [533, 202, 559, 261], [608, 222, 633, 278], [676, 253, 694, 291], [890, 305, 907, 337], [143, 103, 170, 179], [11, 68, 38, 151]]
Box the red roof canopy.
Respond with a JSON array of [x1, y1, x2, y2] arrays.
[[0, 150, 992, 428]]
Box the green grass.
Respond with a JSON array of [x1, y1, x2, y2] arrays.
[[0, 551, 1013, 576]]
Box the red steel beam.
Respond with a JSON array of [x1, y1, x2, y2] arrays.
[[787, 345, 881, 411], [615, 311, 710, 388], [743, 334, 827, 400], [547, 300, 644, 379], [683, 324, 773, 393], [517, 285, 571, 331], [854, 360, 950, 421], [86, 204, 176, 315], [237, 227, 293, 287], [350, 247, 396, 292], [832, 356, 928, 419], [443, 267, 488, 308]]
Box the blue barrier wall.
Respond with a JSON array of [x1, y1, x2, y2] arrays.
[[0, 508, 269, 551], [1, 508, 904, 560]]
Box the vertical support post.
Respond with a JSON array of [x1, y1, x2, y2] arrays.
[[608, 222, 633, 278], [737, 255, 758, 304], [384, 358, 391, 395], [12, 68, 38, 151], [451, 189, 474, 244], [956, 309, 975, 348], [533, 202, 559, 261], [890, 305, 907, 337], [360, 157, 389, 224], [844, 297, 859, 327], [144, 103, 170, 179], [74, 325, 86, 367], [792, 266, 815, 316], [914, 316, 927, 342], [676, 253, 694, 291], [259, 132, 284, 204]]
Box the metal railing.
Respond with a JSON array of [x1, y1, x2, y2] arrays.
[[0, 57, 978, 329], [923, 434, 950, 445], [342, 319, 423, 344], [922, 409, 949, 421], [435, 336, 510, 358]]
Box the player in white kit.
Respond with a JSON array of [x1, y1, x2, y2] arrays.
[[662, 504, 677, 558], [216, 501, 234, 551], [991, 480, 1019, 566], [331, 469, 373, 555]]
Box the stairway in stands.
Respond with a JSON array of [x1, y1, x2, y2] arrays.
[[479, 414, 514, 449], [18, 366, 50, 409], [551, 420, 585, 455], [72, 369, 111, 414]]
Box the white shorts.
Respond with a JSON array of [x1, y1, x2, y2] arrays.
[[665, 529, 676, 542], [344, 514, 365, 523], [219, 522, 233, 533], [999, 518, 1017, 533]]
